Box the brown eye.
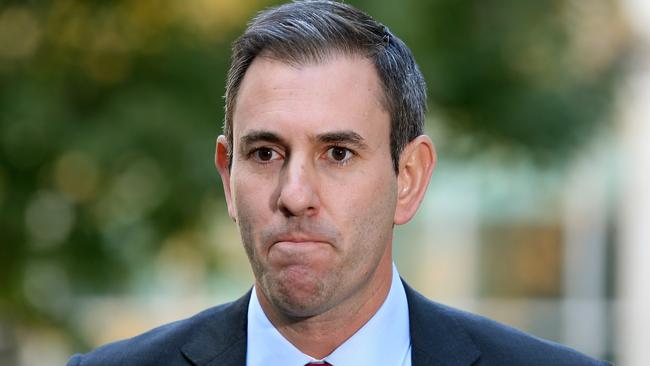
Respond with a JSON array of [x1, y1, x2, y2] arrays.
[[327, 146, 352, 163], [254, 147, 278, 162]]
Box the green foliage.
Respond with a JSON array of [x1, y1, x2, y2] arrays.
[[358, 0, 629, 160], [0, 0, 245, 330]]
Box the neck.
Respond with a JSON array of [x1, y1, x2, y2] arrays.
[[257, 249, 394, 359]]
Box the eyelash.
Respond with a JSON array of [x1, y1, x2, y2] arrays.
[[325, 145, 355, 166], [248, 147, 282, 164], [246, 145, 356, 166]]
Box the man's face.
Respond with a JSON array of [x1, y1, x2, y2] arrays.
[[218, 54, 398, 318]]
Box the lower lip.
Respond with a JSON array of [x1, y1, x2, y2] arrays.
[[268, 242, 331, 265], [271, 241, 330, 253], [274, 241, 328, 247]]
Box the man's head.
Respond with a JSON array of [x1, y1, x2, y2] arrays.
[[224, 0, 427, 174], [215, 1, 435, 326]]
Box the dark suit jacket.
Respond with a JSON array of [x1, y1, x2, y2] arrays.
[[67, 282, 611, 365]]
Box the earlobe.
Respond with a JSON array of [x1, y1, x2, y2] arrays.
[[215, 135, 237, 221], [394, 135, 436, 225]]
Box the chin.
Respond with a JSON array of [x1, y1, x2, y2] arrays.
[[263, 270, 331, 318]]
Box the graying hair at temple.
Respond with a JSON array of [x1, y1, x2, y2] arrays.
[[223, 0, 427, 174]]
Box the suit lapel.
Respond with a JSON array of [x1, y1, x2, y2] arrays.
[[181, 290, 251, 366], [404, 281, 481, 366]]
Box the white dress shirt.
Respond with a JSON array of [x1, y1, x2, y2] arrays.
[[246, 263, 412, 366]]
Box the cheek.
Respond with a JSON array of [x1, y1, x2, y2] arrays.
[[355, 181, 397, 235], [231, 173, 275, 274], [231, 171, 274, 219], [326, 167, 397, 246], [350, 163, 397, 214], [230, 172, 276, 253]]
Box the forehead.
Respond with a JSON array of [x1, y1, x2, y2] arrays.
[[232, 54, 389, 143]]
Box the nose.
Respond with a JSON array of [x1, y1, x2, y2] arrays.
[[277, 157, 320, 218]]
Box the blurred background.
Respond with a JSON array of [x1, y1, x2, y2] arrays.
[[0, 0, 648, 364]]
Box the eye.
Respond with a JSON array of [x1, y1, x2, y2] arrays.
[[252, 147, 281, 162], [326, 146, 353, 163]]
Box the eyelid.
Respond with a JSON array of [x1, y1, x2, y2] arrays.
[[248, 145, 284, 163], [324, 145, 356, 165], [244, 142, 283, 155]]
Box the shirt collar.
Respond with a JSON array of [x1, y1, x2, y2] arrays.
[[246, 263, 411, 366]]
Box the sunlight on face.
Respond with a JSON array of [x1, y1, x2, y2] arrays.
[[226, 54, 398, 318]]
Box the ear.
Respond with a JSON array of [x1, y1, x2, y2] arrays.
[[215, 135, 237, 221], [394, 135, 436, 225]]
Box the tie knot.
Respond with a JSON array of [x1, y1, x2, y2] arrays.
[[305, 362, 332, 366]]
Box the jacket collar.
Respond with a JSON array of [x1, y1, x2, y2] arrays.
[[181, 290, 251, 366], [180, 283, 481, 366], [404, 281, 481, 366]]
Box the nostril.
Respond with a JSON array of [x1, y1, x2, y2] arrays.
[[277, 187, 319, 217], [279, 204, 294, 218], [278, 193, 309, 216]]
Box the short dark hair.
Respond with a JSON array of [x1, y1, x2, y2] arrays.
[[224, 0, 426, 173]]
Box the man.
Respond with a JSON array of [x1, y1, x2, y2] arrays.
[[68, 1, 611, 365]]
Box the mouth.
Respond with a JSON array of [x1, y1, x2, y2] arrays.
[[268, 239, 332, 269], [271, 232, 331, 245], [262, 225, 339, 256], [273, 240, 329, 248], [268, 233, 333, 258], [272, 238, 331, 250]]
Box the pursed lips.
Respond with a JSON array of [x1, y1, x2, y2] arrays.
[[273, 236, 330, 246], [261, 225, 340, 255], [268, 233, 333, 254]]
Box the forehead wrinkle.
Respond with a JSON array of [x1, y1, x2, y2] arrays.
[[233, 55, 390, 155], [244, 53, 388, 113]]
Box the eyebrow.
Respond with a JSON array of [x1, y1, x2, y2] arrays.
[[238, 129, 369, 153], [240, 130, 286, 147], [315, 130, 369, 151]]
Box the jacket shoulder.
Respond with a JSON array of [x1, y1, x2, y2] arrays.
[[66, 295, 248, 366], [404, 283, 611, 366], [443, 303, 610, 365]]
